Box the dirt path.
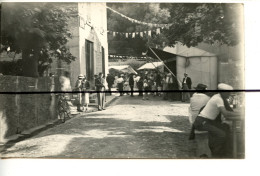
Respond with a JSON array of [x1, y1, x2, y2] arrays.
[[0, 95, 198, 159]]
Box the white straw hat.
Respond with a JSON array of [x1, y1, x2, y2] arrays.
[[78, 74, 84, 78], [218, 83, 233, 90]]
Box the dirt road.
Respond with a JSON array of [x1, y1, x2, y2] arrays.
[[0, 95, 198, 159]]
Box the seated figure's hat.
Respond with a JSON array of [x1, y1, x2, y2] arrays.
[[218, 83, 233, 90], [194, 83, 207, 90]]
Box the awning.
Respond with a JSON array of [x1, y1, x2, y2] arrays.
[[146, 47, 177, 61], [137, 62, 164, 70], [109, 65, 137, 74], [163, 43, 216, 57]]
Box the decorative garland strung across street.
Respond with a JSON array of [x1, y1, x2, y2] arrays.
[[78, 6, 171, 39], [106, 6, 173, 38], [107, 28, 161, 38], [106, 6, 173, 28], [109, 55, 149, 59]]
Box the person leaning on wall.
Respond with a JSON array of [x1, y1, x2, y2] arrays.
[[188, 83, 210, 140]]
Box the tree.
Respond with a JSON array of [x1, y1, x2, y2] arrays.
[[107, 3, 171, 56], [161, 3, 243, 47], [107, 3, 243, 53], [1, 3, 76, 77]]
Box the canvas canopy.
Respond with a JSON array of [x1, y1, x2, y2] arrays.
[[163, 43, 218, 89], [109, 65, 137, 74], [163, 42, 216, 57], [146, 42, 218, 90], [137, 62, 164, 70]]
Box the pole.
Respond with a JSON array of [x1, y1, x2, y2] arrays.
[[146, 56, 161, 72], [148, 47, 176, 78], [148, 47, 182, 88]]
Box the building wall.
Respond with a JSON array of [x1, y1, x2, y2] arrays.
[[196, 42, 244, 89], [176, 56, 218, 90], [77, 2, 108, 88], [48, 2, 108, 89], [67, 4, 80, 87]]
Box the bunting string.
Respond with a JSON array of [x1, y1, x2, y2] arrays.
[[106, 6, 173, 28], [107, 28, 160, 38], [78, 7, 167, 38]]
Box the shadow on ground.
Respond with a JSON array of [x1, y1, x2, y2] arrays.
[[36, 116, 198, 159]]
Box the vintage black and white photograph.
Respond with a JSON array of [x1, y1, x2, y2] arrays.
[[0, 2, 245, 159]]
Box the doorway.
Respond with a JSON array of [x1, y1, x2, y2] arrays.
[[85, 40, 94, 81]]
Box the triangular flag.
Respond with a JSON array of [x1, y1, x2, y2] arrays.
[[156, 28, 160, 35], [148, 30, 151, 37]]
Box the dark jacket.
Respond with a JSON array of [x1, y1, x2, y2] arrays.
[[182, 77, 192, 89], [106, 75, 115, 87], [95, 77, 105, 90], [129, 75, 134, 86]]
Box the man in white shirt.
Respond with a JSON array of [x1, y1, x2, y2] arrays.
[[189, 84, 210, 124], [193, 83, 243, 158], [59, 71, 72, 92], [189, 83, 210, 140]]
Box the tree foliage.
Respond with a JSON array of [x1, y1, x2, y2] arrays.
[[1, 3, 76, 77], [162, 3, 243, 47], [107, 3, 243, 56], [107, 3, 171, 56]]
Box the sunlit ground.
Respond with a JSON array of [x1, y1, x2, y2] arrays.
[[0, 96, 194, 158]]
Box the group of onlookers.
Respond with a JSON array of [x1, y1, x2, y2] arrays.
[[109, 71, 192, 102], [57, 70, 194, 110]]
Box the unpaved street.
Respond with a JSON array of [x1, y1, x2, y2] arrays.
[[0, 95, 198, 159]]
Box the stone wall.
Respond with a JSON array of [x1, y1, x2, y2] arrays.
[[0, 76, 58, 142]]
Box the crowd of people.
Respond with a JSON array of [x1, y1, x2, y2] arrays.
[[108, 70, 188, 101], [57, 69, 194, 112]]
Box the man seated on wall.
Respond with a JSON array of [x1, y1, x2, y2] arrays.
[[188, 83, 210, 140], [189, 83, 210, 124], [193, 83, 244, 158]]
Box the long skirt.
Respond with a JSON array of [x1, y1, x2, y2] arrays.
[[82, 92, 89, 105]]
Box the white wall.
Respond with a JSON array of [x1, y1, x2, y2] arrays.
[[176, 56, 218, 90], [78, 2, 108, 77]]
